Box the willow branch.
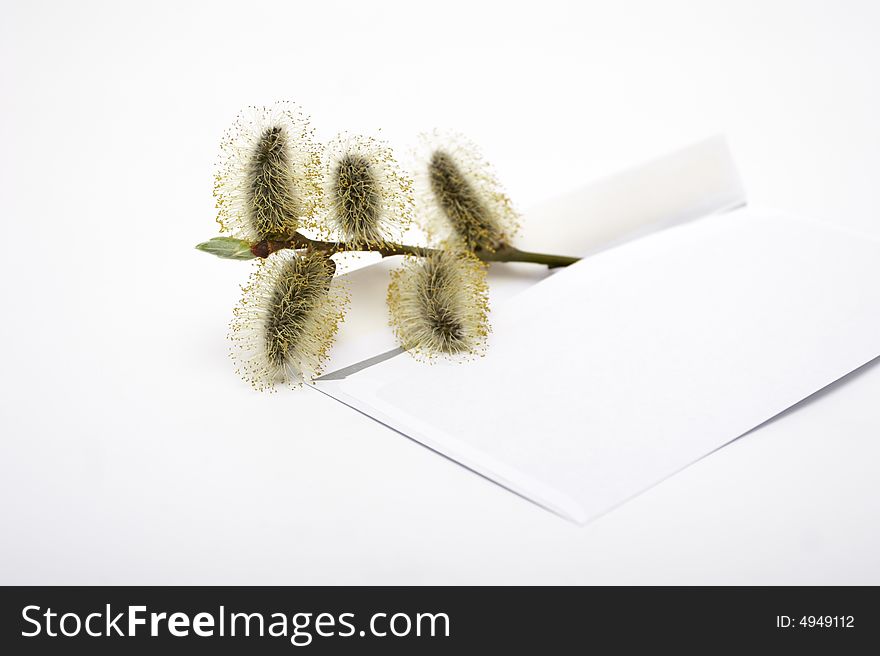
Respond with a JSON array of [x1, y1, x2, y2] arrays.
[[250, 233, 580, 269]]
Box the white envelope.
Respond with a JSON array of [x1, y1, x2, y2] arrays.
[[312, 138, 880, 523]]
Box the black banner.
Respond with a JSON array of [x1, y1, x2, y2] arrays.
[[1, 586, 876, 653]]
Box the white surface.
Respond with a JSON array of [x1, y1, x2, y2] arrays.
[[2, 0, 879, 584], [321, 210, 880, 523]]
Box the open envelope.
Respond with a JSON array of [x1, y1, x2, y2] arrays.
[[311, 137, 880, 523]]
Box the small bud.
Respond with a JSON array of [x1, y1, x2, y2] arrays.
[[323, 134, 413, 247], [415, 131, 519, 252], [195, 237, 256, 260], [387, 248, 490, 357], [214, 102, 322, 242], [229, 251, 348, 390]]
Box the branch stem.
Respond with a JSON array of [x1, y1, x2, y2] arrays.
[[252, 233, 580, 269]]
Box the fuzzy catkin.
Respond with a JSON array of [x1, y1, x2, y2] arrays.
[[414, 131, 519, 252], [246, 125, 303, 240], [323, 134, 413, 247], [230, 251, 347, 390], [333, 153, 383, 244], [387, 248, 490, 357], [428, 150, 503, 251], [215, 102, 322, 242]]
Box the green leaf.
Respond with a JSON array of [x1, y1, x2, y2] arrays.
[[195, 237, 255, 260]]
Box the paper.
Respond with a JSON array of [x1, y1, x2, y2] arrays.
[[518, 134, 746, 255], [316, 209, 880, 522]]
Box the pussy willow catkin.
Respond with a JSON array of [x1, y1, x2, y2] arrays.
[[387, 248, 490, 357], [323, 134, 412, 247], [229, 251, 348, 390], [215, 102, 322, 242], [415, 131, 519, 252]]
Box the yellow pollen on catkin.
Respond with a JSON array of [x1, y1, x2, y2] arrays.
[[229, 251, 348, 390], [387, 247, 490, 358], [215, 102, 323, 242], [413, 130, 519, 252], [322, 133, 413, 248]]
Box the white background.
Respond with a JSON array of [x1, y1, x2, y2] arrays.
[[1, 0, 878, 583]]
